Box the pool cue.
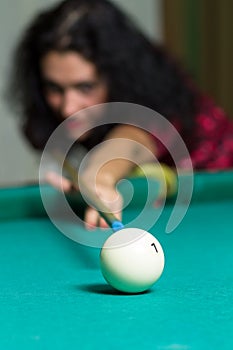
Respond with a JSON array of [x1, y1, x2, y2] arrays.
[[55, 153, 124, 232]]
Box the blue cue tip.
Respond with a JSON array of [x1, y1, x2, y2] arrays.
[[112, 221, 125, 232]]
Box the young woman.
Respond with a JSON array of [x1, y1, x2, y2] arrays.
[[8, 0, 233, 227]]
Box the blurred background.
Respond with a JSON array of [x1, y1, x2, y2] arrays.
[[0, 0, 232, 185]]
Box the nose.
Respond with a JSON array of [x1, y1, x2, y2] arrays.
[[60, 89, 86, 118]]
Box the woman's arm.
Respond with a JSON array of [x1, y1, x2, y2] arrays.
[[83, 124, 156, 185], [80, 124, 156, 228]]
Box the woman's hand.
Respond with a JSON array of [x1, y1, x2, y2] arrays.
[[45, 125, 154, 229], [83, 180, 122, 230], [45, 170, 122, 229]]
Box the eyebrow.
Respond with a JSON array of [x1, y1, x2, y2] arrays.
[[42, 78, 100, 91]]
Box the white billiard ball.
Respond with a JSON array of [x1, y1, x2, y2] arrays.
[[100, 228, 165, 293]]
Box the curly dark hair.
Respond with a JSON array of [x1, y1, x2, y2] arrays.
[[8, 0, 197, 150]]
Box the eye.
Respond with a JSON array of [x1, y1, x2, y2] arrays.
[[43, 80, 64, 94], [75, 82, 98, 94]]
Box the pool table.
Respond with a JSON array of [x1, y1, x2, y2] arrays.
[[0, 171, 233, 349]]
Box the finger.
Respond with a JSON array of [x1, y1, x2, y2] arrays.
[[99, 217, 109, 229], [45, 171, 72, 192], [84, 190, 123, 229], [98, 205, 122, 228], [85, 207, 116, 229], [84, 207, 100, 230], [99, 191, 123, 216]]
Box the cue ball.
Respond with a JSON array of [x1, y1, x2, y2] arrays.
[[100, 228, 165, 293]]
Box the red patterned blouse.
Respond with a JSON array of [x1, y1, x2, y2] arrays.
[[188, 96, 233, 170], [157, 95, 233, 170]]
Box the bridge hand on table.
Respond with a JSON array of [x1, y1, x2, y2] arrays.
[[45, 171, 122, 229]]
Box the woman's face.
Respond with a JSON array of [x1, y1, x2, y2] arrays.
[[40, 51, 108, 138]]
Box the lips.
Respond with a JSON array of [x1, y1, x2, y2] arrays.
[[65, 118, 91, 141], [66, 119, 84, 130]]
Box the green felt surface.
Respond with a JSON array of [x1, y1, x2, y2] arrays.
[[0, 171, 233, 349]]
